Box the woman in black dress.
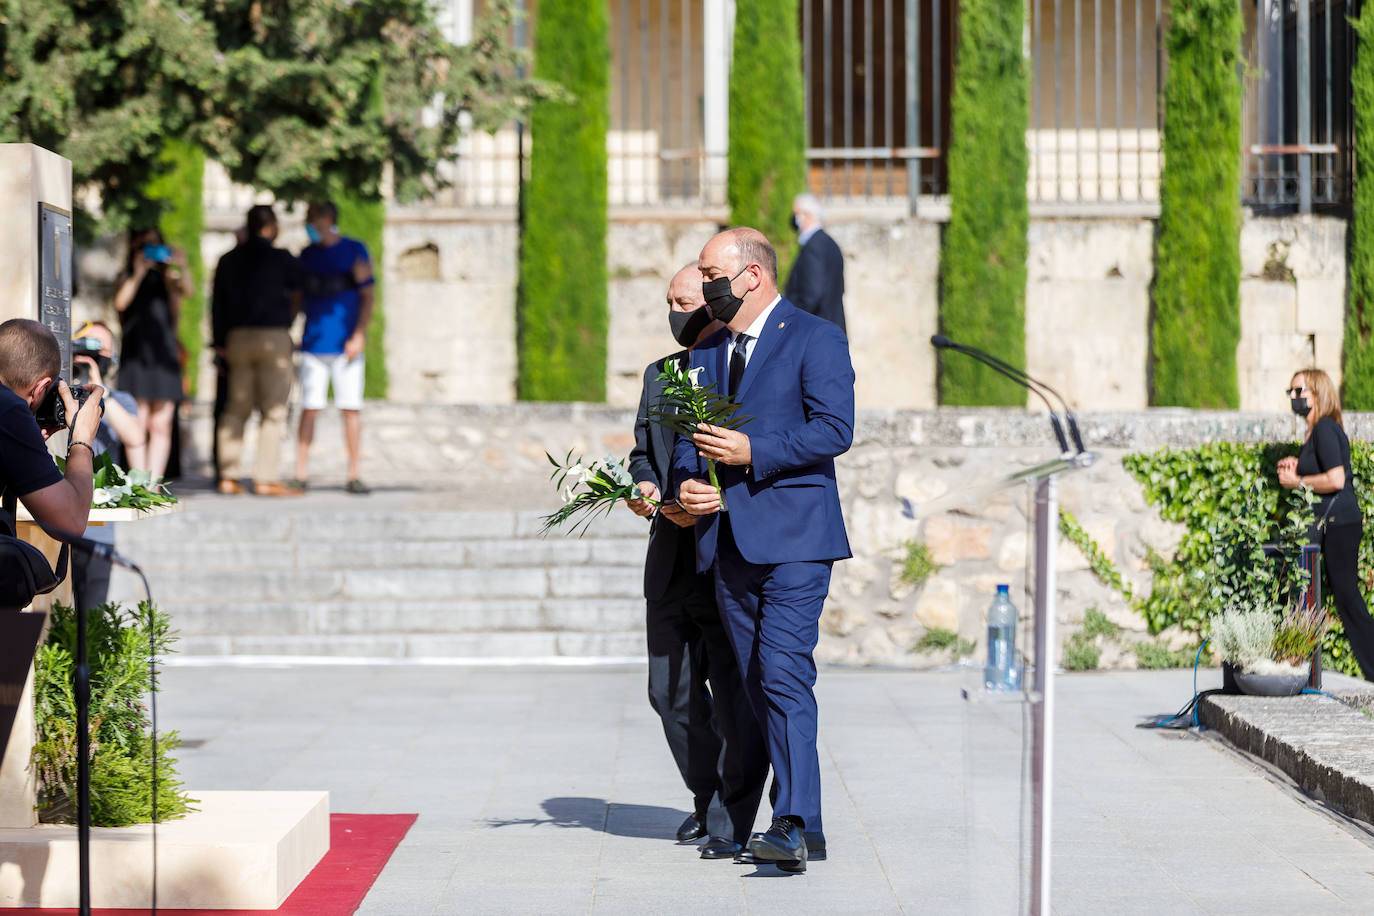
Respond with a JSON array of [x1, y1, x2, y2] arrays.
[[113, 228, 192, 481], [1277, 367, 1374, 679]]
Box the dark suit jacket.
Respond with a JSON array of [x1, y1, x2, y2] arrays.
[[629, 351, 697, 602], [672, 299, 855, 573], [783, 228, 846, 334]]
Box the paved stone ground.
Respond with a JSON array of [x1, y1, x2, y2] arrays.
[[156, 664, 1374, 915]]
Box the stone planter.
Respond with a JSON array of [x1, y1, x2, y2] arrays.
[[1222, 661, 1309, 697]]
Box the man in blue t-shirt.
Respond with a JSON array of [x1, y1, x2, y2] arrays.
[[293, 200, 374, 495]]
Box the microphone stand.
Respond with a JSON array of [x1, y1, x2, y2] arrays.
[[926, 335, 1096, 916]]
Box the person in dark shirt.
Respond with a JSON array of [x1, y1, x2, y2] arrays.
[[211, 204, 303, 497], [1277, 367, 1374, 679], [0, 319, 104, 541], [783, 193, 846, 334]]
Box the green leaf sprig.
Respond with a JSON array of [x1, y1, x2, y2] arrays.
[[57, 452, 178, 512], [539, 450, 652, 537], [646, 359, 753, 507]]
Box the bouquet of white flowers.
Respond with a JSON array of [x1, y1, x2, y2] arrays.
[[57, 452, 177, 511], [539, 450, 654, 536]]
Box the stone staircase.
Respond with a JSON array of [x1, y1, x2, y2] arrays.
[[106, 505, 650, 660]]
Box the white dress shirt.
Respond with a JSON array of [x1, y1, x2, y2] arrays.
[[731, 295, 782, 367]]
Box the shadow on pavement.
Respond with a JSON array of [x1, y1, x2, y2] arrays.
[[484, 797, 690, 840]]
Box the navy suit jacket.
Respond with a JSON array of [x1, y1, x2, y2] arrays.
[[783, 229, 846, 333], [672, 299, 854, 573], [628, 352, 695, 602]]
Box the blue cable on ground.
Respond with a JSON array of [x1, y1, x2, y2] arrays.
[[1137, 639, 1220, 731]]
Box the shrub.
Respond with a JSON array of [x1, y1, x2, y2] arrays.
[[938, 0, 1029, 406], [331, 169, 388, 399], [1345, 6, 1374, 408], [913, 627, 975, 656], [727, 0, 807, 277], [32, 602, 195, 826], [1062, 632, 1101, 671], [517, 0, 609, 401], [1082, 607, 1121, 640], [1134, 640, 1202, 670], [1151, 0, 1243, 406]]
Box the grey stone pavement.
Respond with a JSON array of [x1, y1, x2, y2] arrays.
[[156, 662, 1374, 915]]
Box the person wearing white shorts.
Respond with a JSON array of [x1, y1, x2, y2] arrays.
[[293, 201, 375, 494]]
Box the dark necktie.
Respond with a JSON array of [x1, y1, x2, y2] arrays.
[[728, 333, 751, 396]]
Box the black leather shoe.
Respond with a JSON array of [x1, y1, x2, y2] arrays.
[[675, 813, 707, 842], [699, 836, 743, 859], [805, 830, 827, 862], [748, 817, 807, 873], [733, 848, 762, 865]]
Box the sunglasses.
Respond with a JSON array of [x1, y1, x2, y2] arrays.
[[1286, 387, 1309, 397]]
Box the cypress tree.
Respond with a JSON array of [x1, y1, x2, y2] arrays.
[[332, 189, 388, 400], [145, 140, 206, 396], [939, 0, 1030, 405], [516, 0, 609, 401], [1345, 6, 1374, 407], [1151, 0, 1242, 407], [728, 0, 807, 275]]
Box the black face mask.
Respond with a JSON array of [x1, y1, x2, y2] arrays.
[[702, 267, 749, 324], [1291, 397, 1311, 418], [669, 306, 713, 347], [789, 214, 800, 232]]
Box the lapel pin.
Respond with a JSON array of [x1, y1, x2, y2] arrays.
[[778, 321, 786, 329]]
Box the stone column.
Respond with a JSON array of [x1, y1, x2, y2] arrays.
[[702, 0, 734, 206], [0, 143, 73, 828]]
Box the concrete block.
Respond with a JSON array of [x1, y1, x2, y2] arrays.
[[546, 567, 644, 599], [0, 790, 328, 908], [314, 600, 545, 634], [341, 568, 548, 601], [542, 599, 645, 631], [149, 571, 343, 603], [228, 634, 408, 657], [118, 513, 294, 546], [296, 540, 468, 570], [404, 631, 562, 658], [292, 512, 517, 542], [1296, 276, 1346, 334], [515, 509, 648, 539], [165, 603, 313, 637], [464, 538, 597, 568], [555, 631, 646, 657], [115, 541, 298, 574]]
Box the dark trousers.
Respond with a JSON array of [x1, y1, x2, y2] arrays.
[[714, 516, 832, 833], [1321, 524, 1374, 680], [647, 560, 767, 844]]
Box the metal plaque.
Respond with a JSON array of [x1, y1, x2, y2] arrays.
[[38, 203, 72, 379]]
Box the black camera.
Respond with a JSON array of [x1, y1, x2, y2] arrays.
[[36, 380, 91, 432], [71, 337, 113, 386]]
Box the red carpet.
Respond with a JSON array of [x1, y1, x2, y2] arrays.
[[30, 812, 417, 916]]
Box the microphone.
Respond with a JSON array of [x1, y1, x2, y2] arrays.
[[931, 335, 1083, 455]]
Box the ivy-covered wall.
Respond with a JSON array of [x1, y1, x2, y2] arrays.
[[938, 0, 1029, 406], [516, 0, 609, 402], [1151, 0, 1243, 407], [727, 0, 807, 277], [1345, 5, 1374, 409]]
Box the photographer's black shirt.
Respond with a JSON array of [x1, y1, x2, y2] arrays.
[[0, 385, 62, 503], [1296, 416, 1362, 528]]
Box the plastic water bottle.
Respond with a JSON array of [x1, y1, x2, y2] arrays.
[[984, 584, 1022, 691]]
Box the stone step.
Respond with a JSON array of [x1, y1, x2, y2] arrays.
[[115, 508, 650, 546], [173, 630, 646, 659], [148, 599, 647, 637]]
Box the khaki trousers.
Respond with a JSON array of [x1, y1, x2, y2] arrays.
[[217, 327, 294, 484]]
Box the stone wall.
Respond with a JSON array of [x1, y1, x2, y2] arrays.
[[176, 403, 1338, 666]]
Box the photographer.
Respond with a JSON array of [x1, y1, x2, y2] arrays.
[[70, 322, 142, 610], [0, 319, 104, 539]]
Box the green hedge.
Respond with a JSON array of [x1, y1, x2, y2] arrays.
[[727, 0, 806, 277], [145, 140, 205, 397], [1151, 0, 1242, 407], [332, 184, 388, 400], [1123, 441, 1370, 677], [1345, 6, 1374, 408], [516, 0, 609, 401], [938, 0, 1029, 406]]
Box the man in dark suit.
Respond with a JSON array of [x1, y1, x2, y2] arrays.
[[783, 193, 846, 334], [626, 264, 768, 861], [674, 228, 855, 873]]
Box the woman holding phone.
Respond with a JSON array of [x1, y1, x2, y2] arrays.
[[114, 227, 192, 481]]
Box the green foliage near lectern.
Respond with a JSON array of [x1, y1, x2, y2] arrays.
[[938, 0, 1030, 406], [32, 602, 196, 827], [727, 0, 807, 278], [1344, 6, 1374, 408], [1151, 0, 1242, 407], [516, 0, 609, 401], [146, 140, 207, 397]]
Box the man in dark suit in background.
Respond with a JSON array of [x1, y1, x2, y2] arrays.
[[783, 193, 846, 334], [626, 264, 768, 862], [675, 228, 855, 873]]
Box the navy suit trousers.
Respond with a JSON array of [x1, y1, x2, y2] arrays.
[[714, 516, 832, 832]]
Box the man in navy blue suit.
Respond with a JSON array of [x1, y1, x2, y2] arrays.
[[783, 193, 846, 333], [673, 228, 855, 873]]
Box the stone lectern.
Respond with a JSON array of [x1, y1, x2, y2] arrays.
[[0, 144, 74, 829]]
